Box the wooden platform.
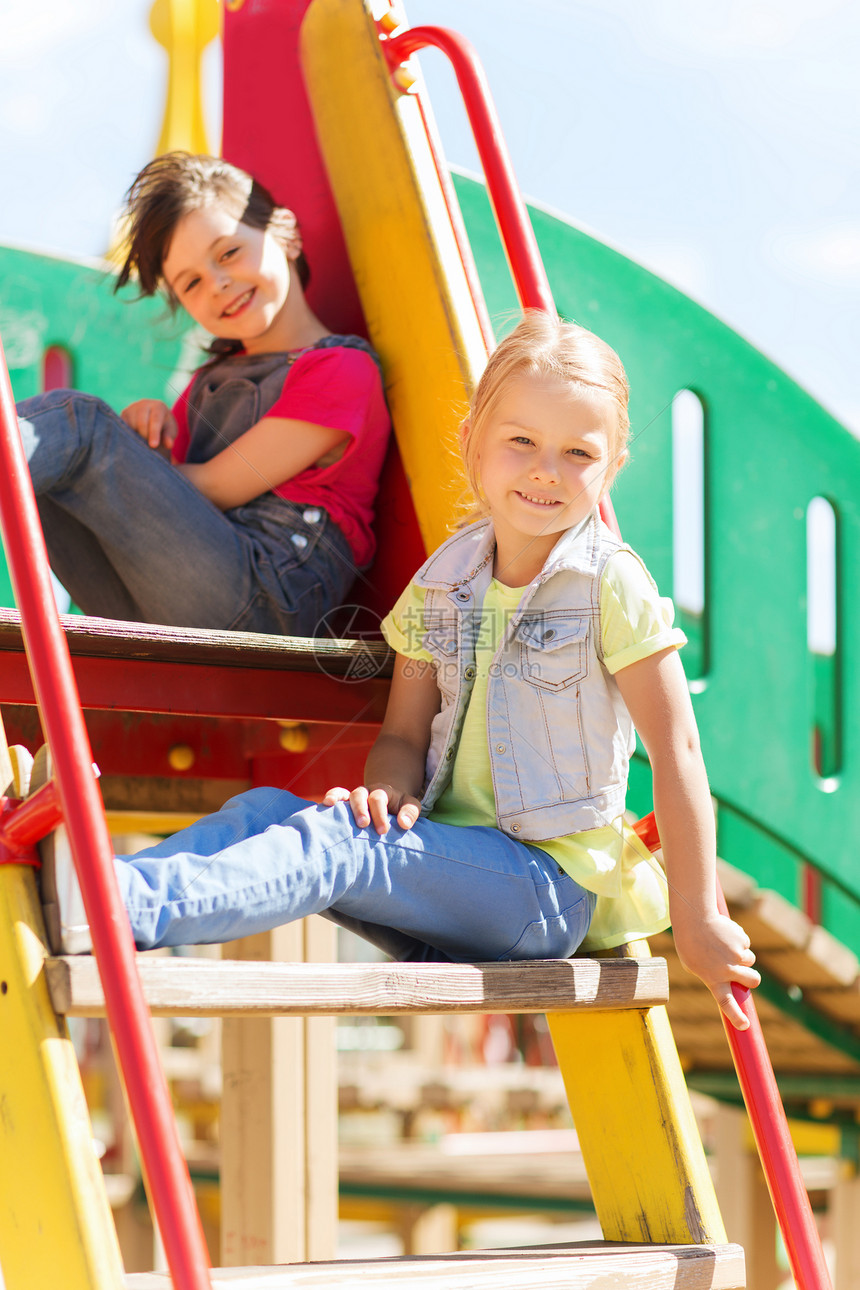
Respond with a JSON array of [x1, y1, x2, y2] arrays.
[[123, 1241, 745, 1289], [46, 956, 669, 1019], [0, 606, 391, 813], [0, 607, 392, 721], [338, 1132, 593, 1211]]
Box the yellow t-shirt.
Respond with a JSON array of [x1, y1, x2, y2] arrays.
[[381, 550, 686, 950]]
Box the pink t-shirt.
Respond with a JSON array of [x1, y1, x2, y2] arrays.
[[171, 344, 390, 567]]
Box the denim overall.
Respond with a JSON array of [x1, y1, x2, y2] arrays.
[[16, 335, 371, 632]]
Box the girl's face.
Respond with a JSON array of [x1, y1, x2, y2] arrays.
[[161, 203, 296, 353], [476, 371, 624, 582]]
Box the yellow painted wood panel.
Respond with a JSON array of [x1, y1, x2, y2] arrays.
[[301, 0, 489, 551], [548, 1003, 727, 1244], [0, 862, 124, 1289]]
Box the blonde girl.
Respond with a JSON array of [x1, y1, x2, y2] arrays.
[[42, 312, 759, 1028]]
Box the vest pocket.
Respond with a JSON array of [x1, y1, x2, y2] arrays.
[[517, 614, 589, 692], [423, 628, 460, 699]]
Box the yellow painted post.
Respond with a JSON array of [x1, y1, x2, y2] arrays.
[[0, 725, 124, 1290], [149, 0, 221, 158], [547, 943, 727, 1245], [301, 0, 489, 552]]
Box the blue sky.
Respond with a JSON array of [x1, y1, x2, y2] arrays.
[[1, 0, 858, 433]]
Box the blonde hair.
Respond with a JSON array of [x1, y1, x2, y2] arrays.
[[460, 311, 630, 520]]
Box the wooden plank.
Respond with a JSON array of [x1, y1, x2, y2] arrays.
[[805, 980, 860, 1027], [0, 609, 391, 723], [124, 1241, 746, 1288], [338, 1137, 592, 1203], [739, 889, 812, 952], [46, 955, 669, 1018], [302, 916, 338, 1262], [832, 1167, 860, 1290], [762, 925, 859, 990], [712, 1105, 781, 1290], [716, 859, 758, 911], [0, 607, 392, 676]]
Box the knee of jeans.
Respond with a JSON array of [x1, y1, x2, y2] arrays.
[[21, 389, 98, 416]]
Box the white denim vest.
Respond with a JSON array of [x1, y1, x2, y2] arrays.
[[416, 512, 642, 841]]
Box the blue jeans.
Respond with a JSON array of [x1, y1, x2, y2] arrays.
[[16, 390, 356, 633], [115, 789, 596, 962]]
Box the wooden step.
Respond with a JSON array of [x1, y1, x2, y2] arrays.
[[46, 955, 668, 1018], [123, 1241, 745, 1288]]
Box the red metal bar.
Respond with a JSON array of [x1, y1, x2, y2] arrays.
[[0, 800, 41, 865], [0, 778, 63, 849], [381, 23, 618, 538], [382, 25, 555, 315], [0, 338, 212, 1290], [633, 811, 832, 1289]]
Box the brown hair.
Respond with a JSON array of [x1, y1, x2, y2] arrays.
[[461, 311, 631, 520], [114, 152, 309, 303]]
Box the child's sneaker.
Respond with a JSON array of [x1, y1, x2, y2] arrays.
[[31, 746, 92, 955]]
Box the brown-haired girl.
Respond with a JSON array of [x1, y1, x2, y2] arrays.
[[15, 152, 390, 632]]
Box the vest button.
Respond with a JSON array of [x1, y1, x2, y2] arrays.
[[455, 589, 471, 602], [445, 747, 455, 760], [543, 628, 556, 641], [510, 822, 521, 833], [496, 743, 506, 754], [464, 665, 476, 680]]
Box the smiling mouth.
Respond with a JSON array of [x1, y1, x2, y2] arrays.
[[517, 491, 562, 507], [222, 289, 254, 318]]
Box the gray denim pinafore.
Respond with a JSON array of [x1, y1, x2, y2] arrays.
[[16, 337, 377, 635], [179, 338, 374, 635]]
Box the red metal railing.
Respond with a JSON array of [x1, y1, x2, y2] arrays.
[[0, 339, 212, 1290], [380, 24, 833, 1289], [634, 814, 832, 1289], [380, 21, 620, 535]]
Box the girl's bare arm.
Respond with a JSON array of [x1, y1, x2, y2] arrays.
[[173, 415, 349, 509], [614, 646, 760, 1029], [324, 654, 441, 834]]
